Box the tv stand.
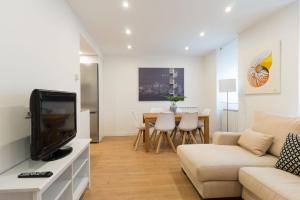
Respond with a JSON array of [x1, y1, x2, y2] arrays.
[[0, 139, 90, 200], [42, 146, 73, 161]]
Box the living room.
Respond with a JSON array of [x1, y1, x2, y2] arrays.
[[0, 0, 299, 200]]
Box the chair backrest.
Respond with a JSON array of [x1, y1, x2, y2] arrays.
[[130, 111, 142, 129], [178, 112, 199, 130], [177, 107, 199, 113], [154, 112, 175, 131], [201, 108, 211, 115], [150, 107, 165, 113]]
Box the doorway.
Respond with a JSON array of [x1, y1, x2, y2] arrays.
[[80, 35, 101, 143]]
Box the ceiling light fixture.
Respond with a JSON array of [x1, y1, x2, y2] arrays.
[[127, 45, 132, 49], [123, 1, 129, 8], [185, 46, 189, 51], [200, 32, 205, 37], [225, 6, 232, 13], [125, 28, 131, 35]]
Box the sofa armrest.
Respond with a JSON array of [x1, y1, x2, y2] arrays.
[[213, 131, 242, 145]]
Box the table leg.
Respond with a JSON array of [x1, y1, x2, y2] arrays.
[[144, 119, 150, 152], [204, 117, 210, 144]]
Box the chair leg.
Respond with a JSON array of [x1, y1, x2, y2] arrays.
[[179, 131, 183, 140], [142, 130, 146, 143], [162, 132, 168, 146], [186, 131, 191, 144], [150, 129, 157, 142], [172, 128, 177, 141], [199, 129, 203, 143], [134, 130, 142, 151], [150, 130, 154, 141], [166, 132, 176, 152], [156, 132, 163, 153], [170, 129, 174, 138], [199, 128, 204, 143], [182, 131, 187, 145], [192, 130, 198, 144], [172, 131, 177, 146], [152, 130, 157, 146], [190, 132, 197, 144], [133, 130, 141, 146]]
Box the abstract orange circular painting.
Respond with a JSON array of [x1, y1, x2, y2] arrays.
[[247, 50, 272, 88]]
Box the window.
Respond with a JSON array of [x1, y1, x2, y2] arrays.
[[217, 39, 239, 110]]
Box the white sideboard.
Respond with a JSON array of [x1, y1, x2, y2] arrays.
[[0, 139, 91, 200]]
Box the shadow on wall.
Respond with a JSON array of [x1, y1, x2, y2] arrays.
[[0, 136, 30, 174], [0, 106, 31, 174]]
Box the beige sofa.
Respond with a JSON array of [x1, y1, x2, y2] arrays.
[[177, 112, 300, 199]]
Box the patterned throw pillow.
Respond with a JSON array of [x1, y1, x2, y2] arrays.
[[275, 133, 300, 176]]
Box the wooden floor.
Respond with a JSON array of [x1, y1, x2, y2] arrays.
[[83, 136, 201, 200]]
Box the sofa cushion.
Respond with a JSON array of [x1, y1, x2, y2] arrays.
[[238, 129, 273, 156], [177, 144, 277, 182], [275, 133, 300, 176], [252, 112, 300, 157], [213, 131, 242, 145], [239, 167, 300, 200]]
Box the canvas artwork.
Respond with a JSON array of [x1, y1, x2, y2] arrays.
[[245, 42, 281, 94], [139, 68, 184, 101]]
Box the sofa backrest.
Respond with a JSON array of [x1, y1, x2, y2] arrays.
[[252, 112, 300, 157]]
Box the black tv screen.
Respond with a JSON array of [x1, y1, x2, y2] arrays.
[[30, 89, 77, 161]]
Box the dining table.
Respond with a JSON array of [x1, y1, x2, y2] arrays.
[[143, 112, 210, 152]]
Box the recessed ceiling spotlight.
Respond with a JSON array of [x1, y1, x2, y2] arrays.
[[125, 28, 131, 35], [185, 46, 189, 51], [200, 32, 205, 37], [123, 1, 129, 8], [225, 6, 232, 13], [127, 45, 132, 49]]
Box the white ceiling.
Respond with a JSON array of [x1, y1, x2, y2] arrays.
[[68, 0, 295, 56]]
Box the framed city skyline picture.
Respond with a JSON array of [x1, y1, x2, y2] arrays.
[[139, 68, 184, 101]]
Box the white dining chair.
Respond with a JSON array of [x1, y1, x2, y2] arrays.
[[178, 112, 199, 144], [177, 107, 199, 113], [149, 107, 168, 142], [131, 111, 145, 151], [198, 108, 211, 143], [154, 112, 176, 153]]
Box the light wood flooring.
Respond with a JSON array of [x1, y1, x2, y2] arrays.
[[83, 136, 202, 200]]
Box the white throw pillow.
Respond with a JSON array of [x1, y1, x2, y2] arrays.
[[238, 129, 273, 156]]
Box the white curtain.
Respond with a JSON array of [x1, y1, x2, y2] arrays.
[[216, 39, 239, 110]]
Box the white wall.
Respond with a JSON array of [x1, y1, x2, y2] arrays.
[[202, 2, 300, 132], [202, 51, 218, 134], [0, 0, 101, 173], [103, 56, 204, 136], [238, 1, 300, 129]]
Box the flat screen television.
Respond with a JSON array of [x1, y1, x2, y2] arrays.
[[30, 89, 77, 161]]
